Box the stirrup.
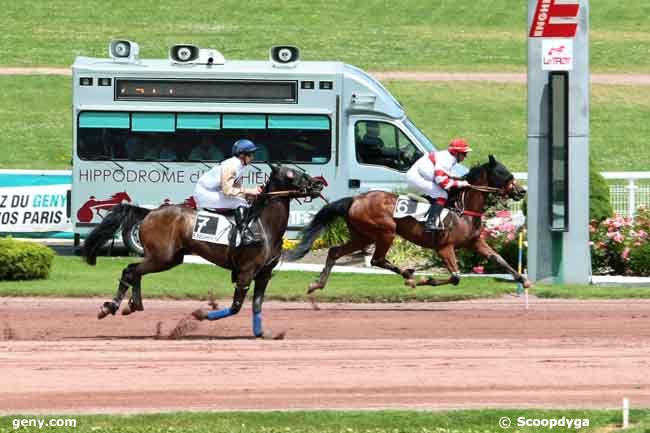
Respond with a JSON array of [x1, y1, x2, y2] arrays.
[[424, 220, 444, 232], [240, 229, 261, 246]]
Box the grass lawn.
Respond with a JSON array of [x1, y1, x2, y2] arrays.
[[0, 409, 644, 433], [0, 255, 648, 301], [1, 1, 649, 72], [1, 76, 649, 172], [0, 255, 517, 302]]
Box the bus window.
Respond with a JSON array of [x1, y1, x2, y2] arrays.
[[355, 120, 422, 172], [187, 134, 225, 162], [77, 112, 331, 164], [221, 114, 331, 163]]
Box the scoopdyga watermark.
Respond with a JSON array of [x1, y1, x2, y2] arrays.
[[499, 416, 590, 429]]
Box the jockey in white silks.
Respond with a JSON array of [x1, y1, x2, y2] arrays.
[[193, 138, 263, 245], [405, 138, 472, 231]]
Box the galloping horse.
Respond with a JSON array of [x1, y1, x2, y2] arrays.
[[288, 155, 531, 291], [82, 164, 325, 338]]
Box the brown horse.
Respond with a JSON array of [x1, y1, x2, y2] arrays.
[[81, 164, 325, 338], [287, 155, 531, 292]]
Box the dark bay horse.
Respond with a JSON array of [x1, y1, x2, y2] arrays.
[[82, 164, 325, 338], [288, 155, 531, 292]]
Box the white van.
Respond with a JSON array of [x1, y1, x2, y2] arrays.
[[71, 41, 455, 252]]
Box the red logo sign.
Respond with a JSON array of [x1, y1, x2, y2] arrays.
[[529, 0, 580, 38], [547, 45, 565, 55], [77, 192, 131, 223]]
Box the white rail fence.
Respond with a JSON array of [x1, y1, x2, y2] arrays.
[[512, 172, 650, 219]]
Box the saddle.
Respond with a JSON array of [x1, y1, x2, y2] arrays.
[[203, 208, 236, 216]]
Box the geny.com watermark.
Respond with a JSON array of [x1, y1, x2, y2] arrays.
[[12, 418, 77, 429], [499, 416, 590, 429]]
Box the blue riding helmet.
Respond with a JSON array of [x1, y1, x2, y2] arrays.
[[232, 139, 258, 155]]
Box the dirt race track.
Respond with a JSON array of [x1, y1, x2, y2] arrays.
[[1, 296, 650, 414]]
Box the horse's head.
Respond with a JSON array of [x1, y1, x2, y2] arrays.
[[484, 155, 526, 201], [266, 163, 326, 200]]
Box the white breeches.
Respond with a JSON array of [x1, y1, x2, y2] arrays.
[[405, 169, 448, 200], [193, 185, 249, 209]]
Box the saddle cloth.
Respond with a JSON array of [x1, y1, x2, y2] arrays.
[[393, 195, 450, 225], [192, 210, 241, 246]]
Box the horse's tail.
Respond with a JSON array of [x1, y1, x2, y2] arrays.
[[286, 197, 354, 261], [81, 204, 151, 265]]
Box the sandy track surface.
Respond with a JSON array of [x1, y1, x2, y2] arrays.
[[1, 297, 650, 414], [1, 67, 649, 86]]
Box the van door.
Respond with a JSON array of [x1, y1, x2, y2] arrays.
[[346, 117, 425, 193]]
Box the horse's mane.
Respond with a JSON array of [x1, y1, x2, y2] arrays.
[[248, 169, 281, 218], [463, 163, 487, 183], [448, 163, 486, 208]]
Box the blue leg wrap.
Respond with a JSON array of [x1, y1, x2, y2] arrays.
[[253, 312, 263, 337], [207, 307, 233, 321]]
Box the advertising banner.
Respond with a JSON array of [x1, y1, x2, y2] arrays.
[[0, 170, 72, 237]]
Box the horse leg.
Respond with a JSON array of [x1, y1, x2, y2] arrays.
[[121, 251, 184, 316], [251, 267, 278, 338], [369, 233, 416, 284], [473, 239, 532, 288], [97, 263, 137, 319], [191, 281, 247, 322], [416, 245, 461, 287], [307, 232, 371, 294]]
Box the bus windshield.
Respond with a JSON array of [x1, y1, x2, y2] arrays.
[[77, 112, 332, 164], [404, 118, 436, 152]]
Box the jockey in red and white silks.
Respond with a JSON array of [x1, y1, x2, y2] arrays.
[[405, 138, 472, 231]]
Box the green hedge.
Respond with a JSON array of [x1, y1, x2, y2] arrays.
[[629, 242, 650, 277], [590, 160, 614, 222], [0, 238, 55, 280]]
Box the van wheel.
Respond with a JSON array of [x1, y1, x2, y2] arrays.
[[122, 222, 144, 256]]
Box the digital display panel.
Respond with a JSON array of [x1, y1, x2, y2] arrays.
[[549, 72, 569, 232], [115, 79, 297, 103]]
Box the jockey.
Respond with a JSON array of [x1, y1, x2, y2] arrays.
[[193, 138, 263, 245], [405, 138, 472, 231]]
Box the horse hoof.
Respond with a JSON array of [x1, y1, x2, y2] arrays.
[[121, 306, 132, 316], [191, 309, 208, 321], [405, 278, 416, 288], [308, 294, 321, 311], [523, 280, 533, 289], [97, 302, 116, 319], [403, 268, 415, 279], [128, 299, 144, 312], [259, 330, 286, 340]]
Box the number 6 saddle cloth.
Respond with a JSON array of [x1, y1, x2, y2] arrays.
[[393, 194, 450, 227]]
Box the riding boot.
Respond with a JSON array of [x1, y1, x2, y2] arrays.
[[235, 206, 261, 246], [424, 202, 445, 232]]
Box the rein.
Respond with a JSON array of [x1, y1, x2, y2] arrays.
[[455, 184, 504, 218], [469, 185, 503, 194], [262, 189, 330, 204]]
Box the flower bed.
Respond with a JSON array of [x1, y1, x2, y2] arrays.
[[590, 206, 650, 275]]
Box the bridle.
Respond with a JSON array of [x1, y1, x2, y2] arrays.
[[262, 189, 329, 203], [456, 177, 519, 218], [468, 177, 519, 197]]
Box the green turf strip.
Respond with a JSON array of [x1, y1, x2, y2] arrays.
[[0, 409, 646, 433], [1, 1, 648, 72], [0, 256, 648, 300]]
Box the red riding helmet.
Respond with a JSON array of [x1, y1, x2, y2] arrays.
[[448, 138, 472, 154]]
